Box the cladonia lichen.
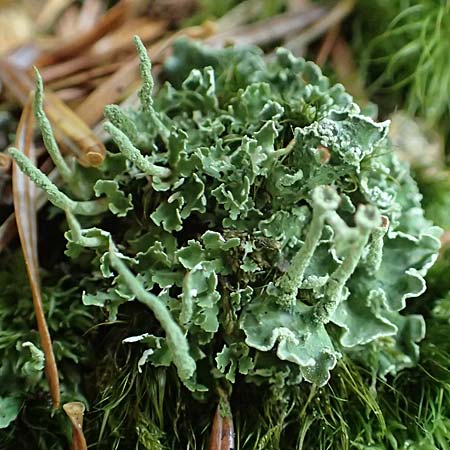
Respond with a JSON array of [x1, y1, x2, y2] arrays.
[[9, 36, 442, 389]]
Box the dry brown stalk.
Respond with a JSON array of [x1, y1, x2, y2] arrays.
[[63, 402, 88, 450], [35, 0, 132, 67], [12, 98, 60, 408]]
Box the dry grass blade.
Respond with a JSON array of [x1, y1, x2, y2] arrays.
[[286, 0, 356, 52], [0, 153, 12, 171], [63, 402, 88, 450], [76, 0, 105, 33], [0, 214, 17, 253], [205, 5, 326, 48], [207, 401, 235, 450], [316, 24, 340, 66], [35, 0, 73, 32], [12, 98, 60, 409], [35, 0, 131, 67], [0, 59, 106, 166]]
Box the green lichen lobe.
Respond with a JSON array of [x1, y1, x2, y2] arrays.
[[9, 36, 441, 390]]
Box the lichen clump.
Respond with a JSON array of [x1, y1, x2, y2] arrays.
[[10, 37, 441, 391]]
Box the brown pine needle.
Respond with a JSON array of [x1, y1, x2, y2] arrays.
[[208, 398, 235, 450], [205, 5, 326, 48], [286, 0, 355, 52], [0, 214, 18, 253], [11, 98, 60, 409], [76, 23, 215, 126], [35, 0, 131, 67], [0, 59, 106, 166], [0, 153, 12, 171], [63, 402, 88, 450], [36, 0, 73, 32], [76, 0, 105, 34], [208, 405, 223, 450], [47, 62, 122, 92], [316, 24, 340, 67]]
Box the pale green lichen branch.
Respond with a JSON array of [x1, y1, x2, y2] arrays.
[[104, 104, 139, 143], [108, 242, 196, 382], [180, 272, 194, 327], [8, 147, 108, 216], [133, 35, 154, 113], [33, 67, 73, 183], [364, 215, 389, 275], [272, 137, 297, 160], [65, 210, 82, 242], [313, 204, 382, 324], [277, 185, 340, 308], [65, 211, 107, 248], [133, 36, 170, 139], [104, 122, 171, 179], [325, 210, 350, 238]]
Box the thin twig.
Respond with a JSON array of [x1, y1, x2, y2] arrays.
[[12, 98, 60, 408], [63, 402, 88, 450], [0, 153, 12, 171], [35, 0, 131, 67], [286, 0, 356, 53], [315, 23, 340, 66], [205, 5, 326, 48]]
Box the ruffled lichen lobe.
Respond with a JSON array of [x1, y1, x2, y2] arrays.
[[9, 36, 442, 390]]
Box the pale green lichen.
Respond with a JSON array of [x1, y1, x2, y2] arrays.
[[8, 147, 108, 216], [10, 36, 442, 391], [104, 122, 171, 179], [313, 204, 381, 324], [104, 104, 139, 144], [277, 185, 340, 309], [33, 68, 73, 183], [133, 36, 170, 140], [133, 35, 154, 113], [108, 243, 196, 382]]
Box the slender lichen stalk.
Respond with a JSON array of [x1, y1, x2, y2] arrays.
[[65, 211, 108, 248], [33, 68, 73, 184], [365, 216, 389, 275], [277, 185, 340, 308], [64, 207, 196, 382], [8, 148, 108, 216], [313, 204, 381, 324], [104, 104, 139, 143], [180, 272, 194, 326], [133, 36, 170, 139], [133, 36, 154, 113], [104, 122, 171, 179], [108, 242, 196, 382], [103, 38, 173, 180]]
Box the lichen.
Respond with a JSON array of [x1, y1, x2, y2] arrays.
[[9, 36, 441, 390]]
